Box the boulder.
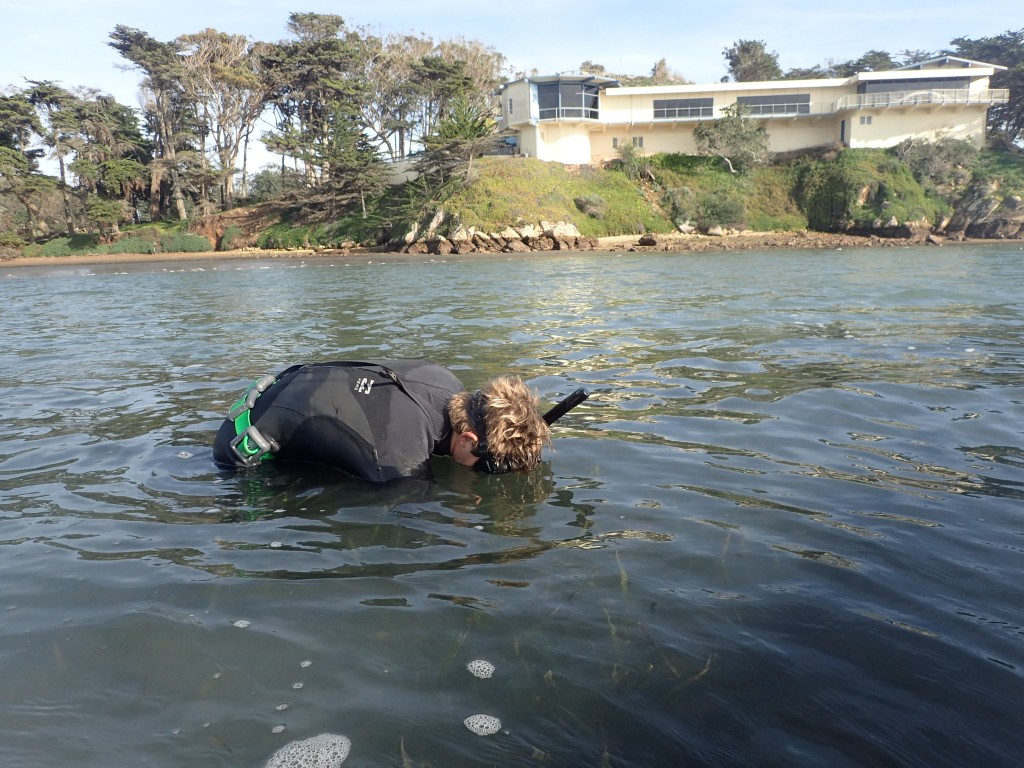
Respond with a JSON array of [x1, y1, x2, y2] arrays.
[[966, 219, 1024, 239], [947, 180, 1001, 234], [638, 234, 658, 246], [472, 233, 494, 251], [402, 223, 420, 245], [516, 223, 542, 240], [543, 221, 581, 240], [423, 208, 447, 239]]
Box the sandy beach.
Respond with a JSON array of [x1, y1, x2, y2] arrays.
[[0, 230, 997, 270]]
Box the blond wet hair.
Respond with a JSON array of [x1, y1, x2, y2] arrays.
[[448, 376, 551, 471]]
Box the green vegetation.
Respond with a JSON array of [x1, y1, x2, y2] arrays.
[[792, 149, 948, 230], [20, 223, 212, 258], [972, 148, 1024, 195], [219, 225, 244, 250], [437, 157, 673, 237]]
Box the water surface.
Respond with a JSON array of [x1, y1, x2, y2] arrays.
[[2, 246, 1023, 767]]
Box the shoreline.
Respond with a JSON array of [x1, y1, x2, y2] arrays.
[[1, 230, 1009, 269]]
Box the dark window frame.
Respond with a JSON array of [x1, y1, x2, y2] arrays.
[[737, 93, 811, 116], [652, 97, 713, 119], [536, 81, 602, 120], [857, 77, 969, 94]]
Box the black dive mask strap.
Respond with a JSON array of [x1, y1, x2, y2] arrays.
[[468, 391, 513, 474]]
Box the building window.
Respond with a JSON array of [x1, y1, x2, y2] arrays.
[[536, 81, 601, 120], [632, 136, 644, 148], [653, 97, 713, 119], [736, 93, 811, 115], [859, 115, 873, 125], [858, 77, 969, 94], [507, 97, 513, 115], [612, 137, 619, 149]]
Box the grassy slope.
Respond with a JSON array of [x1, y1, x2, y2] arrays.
[[441, 157, 675, 237]]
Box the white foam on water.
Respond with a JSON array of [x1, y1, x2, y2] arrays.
[[264, 733, 352, 768], [464, 714, 501, 736], [466, 659, 495, 679], [232, 619, 251, 629]]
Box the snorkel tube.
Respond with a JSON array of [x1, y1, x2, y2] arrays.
[[542, 387, 590, 425], [472, 387, 590, 474]]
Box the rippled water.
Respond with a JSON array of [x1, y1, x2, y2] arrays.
[[2, 246, 1023, 767]]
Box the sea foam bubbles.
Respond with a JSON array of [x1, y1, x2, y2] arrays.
[[264, 733, 351, 768], [464, 714, 501, 736]]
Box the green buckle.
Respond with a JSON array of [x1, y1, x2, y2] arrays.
[[230, 422, 279, 466], [227, 375, 279, 466]]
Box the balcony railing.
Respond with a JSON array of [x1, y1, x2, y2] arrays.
[[835, 89, 1009, 110], [538, 107, 600, 121]]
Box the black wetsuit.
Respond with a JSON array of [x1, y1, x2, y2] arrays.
[[213, 360, 464, 482]]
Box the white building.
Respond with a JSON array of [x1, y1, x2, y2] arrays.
[[497, 57, 1009, 165]]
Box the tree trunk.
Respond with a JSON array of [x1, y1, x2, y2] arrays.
[[57, 155, 76, 236], [159, 108, 188, 221], [149, 163, 164, 222], [240, 128, 249, 202]]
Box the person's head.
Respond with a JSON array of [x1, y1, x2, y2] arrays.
[[448, 376, 551, 473]]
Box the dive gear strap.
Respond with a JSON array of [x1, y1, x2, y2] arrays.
[[228, 374, 279, 466]]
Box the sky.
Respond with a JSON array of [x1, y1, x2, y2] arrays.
[[0, 0, 1016, 170]]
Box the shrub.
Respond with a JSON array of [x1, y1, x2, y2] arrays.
[[695, 191, 746, 229], [219, 225, 244, 250], [663, 186, 697, 225], [893, 137, 978, 202], [0, 231, 27, 249], [105, 236, 158, 255], [257, 223, 311, 250], [160, 232, 213, 253], [573, 194, 607, 219], [793, 149, 947, 230]]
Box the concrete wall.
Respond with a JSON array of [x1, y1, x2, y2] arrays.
[[847, 108, 990, 148], [535, 124, 593, 164], [499, 81, 534, 130]]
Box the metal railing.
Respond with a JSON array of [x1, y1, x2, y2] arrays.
[[538, 107, 601, 120], [834, 89, 1009, 110]]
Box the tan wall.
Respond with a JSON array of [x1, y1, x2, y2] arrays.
[[589, 127, 699, 161], [535, 124, 593, 164], [601, 82, 852, 123], [967, 75, 993, 94], [517, 127, 540, 159], [588, 119, 840, 162], [499, 81, 533, 130], [764, 120, 842, 152], [847, 108, 989, 148]]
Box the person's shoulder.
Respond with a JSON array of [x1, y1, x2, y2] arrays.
[[386, 359, 464, 391]]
